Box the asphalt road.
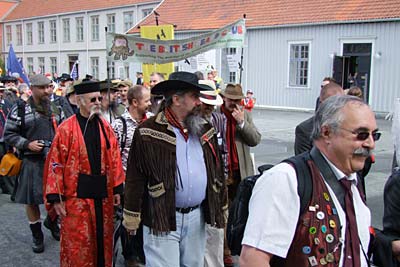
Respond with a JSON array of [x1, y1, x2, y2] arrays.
[[0, 108, 393, 267]]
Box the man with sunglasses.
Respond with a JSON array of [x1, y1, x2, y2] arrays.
[[3, 74, 66, 253], [241, 95, 379, 267], [43, 80, 125, 267]]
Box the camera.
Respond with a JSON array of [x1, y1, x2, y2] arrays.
[[38, 140, 52, 157]]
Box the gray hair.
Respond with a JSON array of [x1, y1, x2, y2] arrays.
[[311, 95, 365, 140], [164, 90, 186, 108], [18, 83, 29, 94]]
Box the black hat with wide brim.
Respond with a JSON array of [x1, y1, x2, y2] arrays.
[[152, 71, 212, 96]]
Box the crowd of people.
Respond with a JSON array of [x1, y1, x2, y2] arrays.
[[0, 67, 398, 267]]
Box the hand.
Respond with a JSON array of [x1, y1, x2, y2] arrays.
[[27, 140, 44, 152], [232, 104, 244, 125], [54, 202, 67, 218], [113, 194, 121, 206]]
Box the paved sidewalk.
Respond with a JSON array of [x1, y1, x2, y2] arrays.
[[0, 108, 393, 266]]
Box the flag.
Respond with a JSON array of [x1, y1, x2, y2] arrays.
[[7, 44, 30, 84], [70, 61, 78, 80]]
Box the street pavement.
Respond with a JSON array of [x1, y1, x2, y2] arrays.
[[0, 108, 393, 267]]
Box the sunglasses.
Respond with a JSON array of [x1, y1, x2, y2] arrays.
[[339, 127, 381, 141], [90, 96, 103, 103]]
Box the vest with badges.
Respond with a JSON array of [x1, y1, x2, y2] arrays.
[[272, 160, 342, 267]]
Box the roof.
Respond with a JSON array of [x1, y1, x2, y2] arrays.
[[0, 1, 18, 21], [129, 0, 400, 33], [3, 0, 155, 21]]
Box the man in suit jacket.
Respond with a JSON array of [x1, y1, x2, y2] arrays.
[[295, 82, 343, 155]]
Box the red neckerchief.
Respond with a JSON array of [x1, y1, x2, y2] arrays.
[[221, 105, 239, 172], [165, 107, 188, 141]]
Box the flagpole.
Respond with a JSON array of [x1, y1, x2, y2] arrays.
[[105, 27, 112, 123], [239, 14, 246, 84]]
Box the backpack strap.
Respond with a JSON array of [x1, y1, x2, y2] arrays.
[[283, 152, 312, 216], [117, 116, 127, 152], [17, 100, 26, 137]]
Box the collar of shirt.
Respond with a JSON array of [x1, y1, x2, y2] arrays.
[[320, 152, 358, 184]]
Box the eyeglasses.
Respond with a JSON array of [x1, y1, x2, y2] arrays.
[[90, 96, 103, 103], [339, 127, 381, 141]]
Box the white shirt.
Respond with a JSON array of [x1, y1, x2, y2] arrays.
[[242, 159, 371, 266]]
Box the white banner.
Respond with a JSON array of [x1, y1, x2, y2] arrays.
[[106, 19, 245, 64]]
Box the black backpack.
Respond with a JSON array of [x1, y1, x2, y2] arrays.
[[226, 152, 313, 256]]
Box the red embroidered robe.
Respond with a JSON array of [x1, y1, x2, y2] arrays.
[[44, 115, 125, 267]]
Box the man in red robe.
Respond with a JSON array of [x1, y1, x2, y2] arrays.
[[44, 80, 125, 267]]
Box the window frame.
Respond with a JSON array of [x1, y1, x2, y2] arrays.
[[27, 57, 34, 75], [16, 24, 22, 45], [287, 40, 311, 88], [50, 20, 57, 43], [26, 23, 33, 45], [107, 14, 116, 33], [38, 21, 45, 44], [91, 15, 99, 41], [123, 11, 134, 32], [91, 57, 99, 79], [63, 19, 70, 43], [38, 57, 45, 74], [50, 57, 57, 75], [76, 17, 84, 42], [6, 25, 12, 45]]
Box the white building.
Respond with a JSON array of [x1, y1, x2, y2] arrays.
[[1, 0, 160, 80]]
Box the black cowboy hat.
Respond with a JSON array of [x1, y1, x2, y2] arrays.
[[152, 71, 212, 96], [59, 73, 73, 82]]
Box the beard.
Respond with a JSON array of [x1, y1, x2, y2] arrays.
[[89, 105, 101, 120], [109, 101, 119, 112], [184, 106, 206, 137]]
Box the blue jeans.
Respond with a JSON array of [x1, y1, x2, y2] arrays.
[[143, 207, 206, 267]]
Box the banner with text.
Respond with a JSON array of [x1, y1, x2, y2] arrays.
[[106, 19, 245, 64]]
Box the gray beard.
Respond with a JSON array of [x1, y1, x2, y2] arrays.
[[184, 113, 206, 137]]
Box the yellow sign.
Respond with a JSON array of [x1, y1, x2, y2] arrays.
[[140, 25, 174, 84]]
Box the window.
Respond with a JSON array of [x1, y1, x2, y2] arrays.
[[91, 16, 99, 41], [26, 23, 33, 45], [76, 17, 84, 42], [229, 72, 236, 83], [50, 20, 57, 43], [6, 25, 12, 45], [109, 62, 115, 79], [226, 48, 237, 55], [123, 11, 134, 32], [38, 22, 45, 44], [142, 8, 152, 18], [107, 14, 115, 33], [38, 57, 45, 74], [50, 57, 57, 75], [125, 65, 130, 79], [63, 19, 70, 42], [91, 57, 99, 79], [16, 24, 22, 45], [27, 57, 34, 75], [289, 42, 310, 87]]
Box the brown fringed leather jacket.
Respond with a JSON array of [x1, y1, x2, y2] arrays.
[[123, 111, 226, 234]]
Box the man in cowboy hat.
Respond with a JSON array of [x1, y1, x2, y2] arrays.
[[123, 71, 226, 267], [218, 83, 261, 266]]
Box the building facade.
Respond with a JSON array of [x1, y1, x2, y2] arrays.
[[1, 0, 159, 80]]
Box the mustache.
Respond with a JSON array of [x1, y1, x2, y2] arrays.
[[353, 147, 372, 157]]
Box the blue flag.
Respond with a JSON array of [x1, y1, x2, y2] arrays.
[[7, 44, 30, 85], [70, 61, 78, 80]]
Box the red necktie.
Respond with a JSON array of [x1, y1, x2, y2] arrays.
[[340, 178, 361, 267]]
